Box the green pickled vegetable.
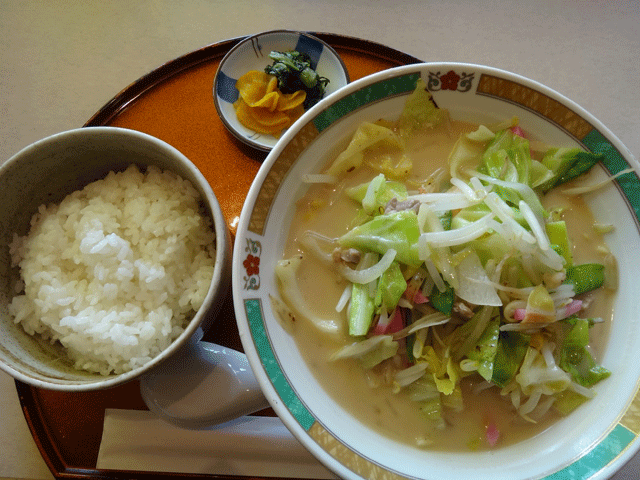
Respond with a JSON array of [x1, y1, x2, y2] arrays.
[[264, 50, 329, 109]]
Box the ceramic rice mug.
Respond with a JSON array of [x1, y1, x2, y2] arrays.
[[0, 127, 268, 428]]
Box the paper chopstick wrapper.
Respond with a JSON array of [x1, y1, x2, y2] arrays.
[[97, 409, 337, 478]]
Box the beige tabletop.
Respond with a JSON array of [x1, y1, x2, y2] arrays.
[[1, 1, 639, 479]]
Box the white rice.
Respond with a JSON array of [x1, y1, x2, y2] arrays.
[[8, 164, 216, 375]]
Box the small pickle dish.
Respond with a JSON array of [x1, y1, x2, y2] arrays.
[[214, 29, 349, 152]]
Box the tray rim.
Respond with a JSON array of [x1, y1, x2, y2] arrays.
[[14, 32, 421, 480], [84, 32, 422, 128]]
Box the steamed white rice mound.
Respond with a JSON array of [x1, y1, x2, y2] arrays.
[[8, 164, 216, 375]]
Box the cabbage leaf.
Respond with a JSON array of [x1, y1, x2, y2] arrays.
[[397, 78, 449, 139], [374, 261, 407, 313], [464, 318, 500, 382], [325, 122, 403, 177], [338, 210, 422, 267], [408, 377, 445, 428], [345, 174, 408, 215], [421, 346, 459, 396], [478, 129, 554, 206], [515, 346, 571, 396]]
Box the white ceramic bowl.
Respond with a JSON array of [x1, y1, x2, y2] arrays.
[[233, 63, 640, 480], [0, 127, 231, 391], [214, 30, 349, 152]]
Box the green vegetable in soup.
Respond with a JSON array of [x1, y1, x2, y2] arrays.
[[559, 317, 611, 388], [491, 331, 530, 388], [374, 261, 407, 314], [276, 79, 617, 449], [397, 78, 449, 138], [338, 210, 422, 267], [565, 263, 605, 295], [538, 148, 604, 192]]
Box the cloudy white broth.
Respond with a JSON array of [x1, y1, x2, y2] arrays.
[[276, 80, 616, 450]]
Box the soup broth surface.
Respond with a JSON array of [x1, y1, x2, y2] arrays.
[[281, 119, 614, 451]]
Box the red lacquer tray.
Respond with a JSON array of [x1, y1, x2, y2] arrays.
[[14, 33, 420, 479]]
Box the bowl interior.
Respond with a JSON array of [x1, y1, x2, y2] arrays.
[[233, 63, 640, 480], [0, 127, 229, 390], [214, 30, 349, 152]]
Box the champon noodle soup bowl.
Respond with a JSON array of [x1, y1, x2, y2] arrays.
[[233, 63, 640, 480], [0, 127, 234, 400]]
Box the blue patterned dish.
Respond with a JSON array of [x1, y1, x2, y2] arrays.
[[214, 30, 349, 152]]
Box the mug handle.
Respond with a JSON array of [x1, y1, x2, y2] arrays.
[[139, 336, 270, 429]]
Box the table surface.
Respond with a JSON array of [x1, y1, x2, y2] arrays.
[[1, 1, 639, 479]]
